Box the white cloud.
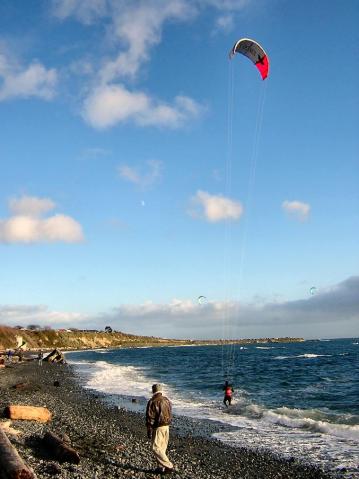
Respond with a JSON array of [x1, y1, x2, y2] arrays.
[[190, 190, 244, 222], [0, 50, 57, 102], [0, 304, 85, 326], [213, 14, 234, 34], [2, 277, 357, 339], [282, 200, 311, 221], [52, 0, 108, 24], [9, 196, 55, 217], [53, 1, 254, 130], [0, 196, 84, 244], [82, 84, 202, 129], [118, 160, 162, 188], [101, 0, 194, 82], [0, 215, 84, 244]]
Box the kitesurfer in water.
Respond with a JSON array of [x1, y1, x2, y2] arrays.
[[223, 380, 234, 407]]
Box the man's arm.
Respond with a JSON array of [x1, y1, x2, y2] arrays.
[[146, 400, 154, 438]]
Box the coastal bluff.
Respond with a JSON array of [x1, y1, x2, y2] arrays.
[[0, 326, 304, 351]]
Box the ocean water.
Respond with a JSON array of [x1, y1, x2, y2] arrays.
[[66, 339, 359, 477]]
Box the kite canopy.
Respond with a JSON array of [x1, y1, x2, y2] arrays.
[[309, 286, 317, 296], [230, 38, 269, 80], [198, 295, 207, 305]]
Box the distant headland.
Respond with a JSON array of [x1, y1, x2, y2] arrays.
[[0, 325, 304, 351]]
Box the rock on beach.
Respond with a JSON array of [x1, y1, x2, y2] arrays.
[[0, 360, 343, 479]]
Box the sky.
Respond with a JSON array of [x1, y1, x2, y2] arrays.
[[0, 0, 358, 339]]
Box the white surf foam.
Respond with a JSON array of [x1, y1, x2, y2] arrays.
[[275, 353, 331, 360], [264, 409, 359, 441], [71, 360, 157, 399]]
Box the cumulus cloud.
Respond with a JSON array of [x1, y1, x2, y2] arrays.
[[0, 49, 57, 102], [282, 200, 310, 221], [0, 196, 84, 244], [1, 277, 357, 338], [53, 1, 242, 130], [53, 1, 194, 81], [118, 160, 162, 188], [0, 304, 85, 327], [91, 276, 359, 339], [100, 0, 194, 82], [9, 196, 55, 217], [190, 190, 244, 222], [82, 84, 202, 129]]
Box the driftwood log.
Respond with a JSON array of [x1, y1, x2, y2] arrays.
[[0, 427, 36, 479], [5, 405, 52, 423], [43, 431, 80, 464], [44, 349, 65, 364], [12, 382, 29, 390]]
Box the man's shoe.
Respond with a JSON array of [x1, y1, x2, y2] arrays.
[[154, 467, 165, 474], [163, 468, 174, 475]]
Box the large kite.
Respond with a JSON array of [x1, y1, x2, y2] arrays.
[[229, 38, 269, 80]]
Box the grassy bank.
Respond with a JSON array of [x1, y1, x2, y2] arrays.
[[0, 326, 186, 351], [0, 325, 305, 352]]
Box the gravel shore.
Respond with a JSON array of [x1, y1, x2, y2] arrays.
[[0, 360, 344, 479]]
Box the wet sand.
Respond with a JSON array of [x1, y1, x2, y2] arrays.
[[0, 360, 342, 479]]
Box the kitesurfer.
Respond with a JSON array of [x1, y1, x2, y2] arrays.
[[223, 380, 234, 407]]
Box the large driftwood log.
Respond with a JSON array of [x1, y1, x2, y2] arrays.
[[43, 431, 80, 464], [0, 427, 36, 479], [44, 349, 65, 364], [5, 405, 52, 423]]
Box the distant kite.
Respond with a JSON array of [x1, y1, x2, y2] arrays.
[[198, 296, 208, 305], [309, 286, 317, 296], [229, 38, 269, 80]]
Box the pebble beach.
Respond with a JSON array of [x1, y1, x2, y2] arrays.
[[0, 359, 345, 479]]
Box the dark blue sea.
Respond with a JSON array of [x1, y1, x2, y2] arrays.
[[66, 338, 359, 476]]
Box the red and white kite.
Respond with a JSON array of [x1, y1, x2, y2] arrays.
[[230, 38, 269, 80]]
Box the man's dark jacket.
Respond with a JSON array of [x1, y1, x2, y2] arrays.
[[146, 392, 172, 429]]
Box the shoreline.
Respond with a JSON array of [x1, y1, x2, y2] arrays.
[[0, 360, 343, 479]]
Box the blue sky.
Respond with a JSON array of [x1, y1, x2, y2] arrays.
[[0, 0, 358, 339]]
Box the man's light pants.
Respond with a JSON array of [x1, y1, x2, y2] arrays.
[[151, 425, 173, 469]]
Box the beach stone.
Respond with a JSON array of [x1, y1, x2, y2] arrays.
[[45, 462, 62, 475]]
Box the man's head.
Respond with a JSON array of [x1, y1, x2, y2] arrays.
[[152, 383, 162, 394]]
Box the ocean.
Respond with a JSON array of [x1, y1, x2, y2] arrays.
[[66, 338, 359, 477]]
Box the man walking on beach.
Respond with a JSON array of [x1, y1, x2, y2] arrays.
[[146, 384, 174, 475]]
